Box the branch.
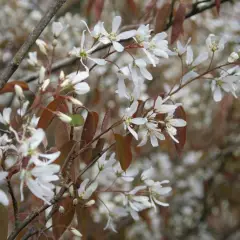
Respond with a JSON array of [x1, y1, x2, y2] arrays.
[[0, 0, 67, 89], [21, 0, 232, 84]]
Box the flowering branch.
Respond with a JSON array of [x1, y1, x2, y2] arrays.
[[0, 0, 67, 89]]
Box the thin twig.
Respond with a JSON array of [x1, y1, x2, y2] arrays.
[[0, 0, 67, 88]]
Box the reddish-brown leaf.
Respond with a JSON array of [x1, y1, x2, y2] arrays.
[[215, 0, 221, 14], [80, 111, 99, 148], [86, 0, 95, 15], [174, 106, 187, 155], [0, 81, 29, 94], [80, 111, 99, 163], [101, 109, 111, 133], [126, 0, 137, 15], [155, 3, 171, 33], [115, 134, 132, 171], [52, 197, 75, 239], [37, 97, 66, 130], [171, 3, 186, 44], [55, 119, 70, 149], [92, 138, 105, 158], [95, 0, 105, 21]]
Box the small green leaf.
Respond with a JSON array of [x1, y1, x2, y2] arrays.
[[70, 114, 84, 127]]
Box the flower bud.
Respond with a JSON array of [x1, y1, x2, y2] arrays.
[[68, 97, 83, 106], [52, 39, 58, 47], [36, 39, 48, 55], [58, 206, 65, 214], [52, 22, 64, 38], [70, 227, 82, 237], [39, 66, 46, 84], [85, 199, 95, 207], [228, 52, 239, 63], [73, 198, 78, 206], [59, 71, 65, 81], [41, 79, 50, 91], [14, 85, 25, 100], [56, 112, 72, 123]]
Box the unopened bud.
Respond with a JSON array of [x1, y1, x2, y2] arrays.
[[68, 97, 83, 106], [85, 199, 95, 207], [14, 85, 25, 100], [228, 52, 239, 63], [60, 71, 65, 81], [59, 206, 65, 214], [69, 185, 74, 197], [52, 22, 64, 38], [41, 79, 50, 91], [56, 112, 72, 123], [60, 79, 70, 88], [73, 198, 78, 206], [39, 66, 46, 84], [36, 39, 48, 55], [70, 227, 82, 237], [52, 39, 58, 47]]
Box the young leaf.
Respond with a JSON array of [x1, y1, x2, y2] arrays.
[[114, 134, 132, 171], [70, 114, 84, 127], [171, 3, 186, 44], [0, 81, 29, 94], [52, 197, 75, 239], [174, 106, 187, 155]]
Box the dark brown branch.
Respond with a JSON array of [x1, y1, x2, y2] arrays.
[[0, 0, 67, 89]]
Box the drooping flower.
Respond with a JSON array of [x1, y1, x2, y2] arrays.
[[52, 21, 64, 38], [78, 178, 98, 200]]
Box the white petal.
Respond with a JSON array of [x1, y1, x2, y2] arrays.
[[117, 75, 128, 99], [74, 82, 90, 95], [153, 49, 169, 58], [169, 118, 186, 127], [112, 41, 124, 52], [112, 16, 121, 33], [182, 71, 199, 84], [153, 197, 169, 207], [88, 57, 106, 65], [3, 108, 12, 124], [127, 101, 138, 116], [150, 135, 159, 147], [52, 22, 63, 37], [78, 178, 89, 195], [0, 190, 9, 206], [0, 171, 8, 182], [128, 126, 138, 140], [192, 52, 209, 67], [131, 117, 147, 125], [29, 129, 45, 150], [116, 30, 136, 40], [186, 46, 193, 65], [213, 86, 222, 102], [157, 104, 177, 113], [140, 67, 152, 80], [81, 30, 86, 50], [70, 71, 89, 84]]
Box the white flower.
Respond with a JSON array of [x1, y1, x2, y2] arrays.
[[129, 59, 153, 84], [211, 75, 239, 102], [98, 152, 116, 171], [82, 20, 105, 39], [113, 163, 138, 182], [52, 21, 64, 38], [206, 34, 225, 52], [99, 16, 136, 52], [154, 96, 177, 114], [148, 180, 172, 210], [0, 108, 12, 125], [69, 30, 106, 66], [143, 32, 169, 66], [78, 179, 98, 200], [39, 66, 46, 84], [169, 38, 191, 56], [36, 39, 48, 55], [0, 189, 9, 206], [20, 163, 60, 204], [123, 101, 147, 140], [228, 52, 239, 63], [63, 71, 90, 95], [138, 122, 165, 147], [104, 213, 117, 232], [163, 113, 187, 143], [27, 52, 38, 66], [134, 24, 152, 43], [141, 167, 154, 182]]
